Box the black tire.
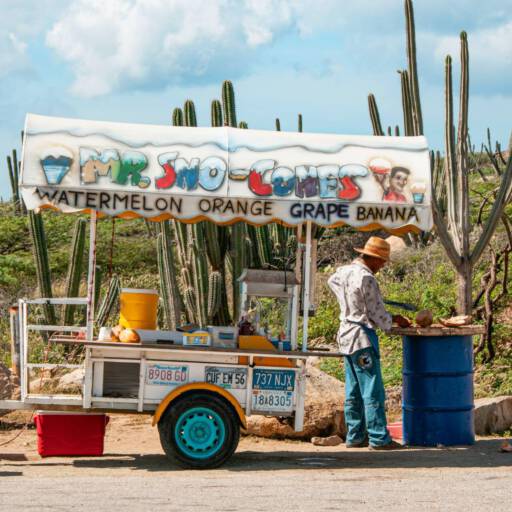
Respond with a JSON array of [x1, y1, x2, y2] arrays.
[[158, 392, 240, 469]]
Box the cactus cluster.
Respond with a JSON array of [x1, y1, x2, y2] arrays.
[[155, 80, 299, 327]]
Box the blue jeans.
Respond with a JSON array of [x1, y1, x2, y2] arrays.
[[344, 329, 391, 447]]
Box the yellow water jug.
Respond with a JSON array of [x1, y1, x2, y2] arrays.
[[119, 288, 159, 330]]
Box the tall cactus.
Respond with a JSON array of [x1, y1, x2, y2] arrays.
[[157, 221, 183, 329], [63, 218, 87, 325], [432, 32, 512, 314], [96, 274, 120, 328], [28, 211, 56, 325], [222, 80, 247, 321], [275, 118, 281, 131], [7, 149, 24, 213], [298, 113, 303, 133]]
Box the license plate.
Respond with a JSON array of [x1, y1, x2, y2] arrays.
[[252, 390, 294, 412], [251, 369, 295, 412], [205, 367, 247, 389], [146, 364, 189, 386], [252, 369, 295, 391]]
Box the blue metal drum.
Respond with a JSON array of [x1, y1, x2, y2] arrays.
[[402, 334, 475, 446]]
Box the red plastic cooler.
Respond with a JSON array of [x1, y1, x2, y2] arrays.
[[34, 412, 109, 457]]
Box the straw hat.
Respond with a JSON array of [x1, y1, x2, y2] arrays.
[[355, 236, 390, 261]]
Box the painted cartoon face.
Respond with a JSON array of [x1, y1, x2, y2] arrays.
[[390, 170, 408, 193]]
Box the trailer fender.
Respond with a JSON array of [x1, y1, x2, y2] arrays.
[[152, 383, 247, 429]]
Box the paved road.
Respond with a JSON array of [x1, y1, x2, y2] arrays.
[[1, 436, 511, 511], [1, 414, 511, 511]]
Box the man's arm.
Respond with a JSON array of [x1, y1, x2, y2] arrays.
[[362, 275, 393, 332]]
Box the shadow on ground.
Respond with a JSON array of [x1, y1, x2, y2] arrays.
[[3, 439, 511, 473]]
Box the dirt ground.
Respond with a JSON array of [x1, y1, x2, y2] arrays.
[[1, 412, 512, 511]]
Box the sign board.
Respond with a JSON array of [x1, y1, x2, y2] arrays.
[[21, 114, 432, 231]]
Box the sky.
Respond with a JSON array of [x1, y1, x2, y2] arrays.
[[1, 0, 512, 198]]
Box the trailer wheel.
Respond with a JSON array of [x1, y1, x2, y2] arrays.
[[158, 392, 240, 469]]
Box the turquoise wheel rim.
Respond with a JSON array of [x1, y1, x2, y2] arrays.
[[174, 406, 226, 460]]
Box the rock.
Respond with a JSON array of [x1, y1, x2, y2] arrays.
[[246, 360, 345, 440], [386, 235, 407, 260], [0, 363, 20, 417], [311, 434, 342, 446], [57, 368, 84, 393], [474, 396, 512, 435]]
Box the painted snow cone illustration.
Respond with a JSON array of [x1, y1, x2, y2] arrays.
[[410, 182, 426, 204], [40, 146, 73, 184]]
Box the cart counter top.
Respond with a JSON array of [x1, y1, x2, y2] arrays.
[[50, 336, 347, 359]]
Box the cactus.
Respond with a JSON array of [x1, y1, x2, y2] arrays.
[[172, 107, 184, 127], [184, 100, 197, 127], [63, 218, 87, 325], [28, 211, 56, 325], [238, 121, 248, 129], [96, 274, 120, 328], [157, 222, 183, 329], [7, 149, 24, 213], [207, 271, 222, 321], [94, 265, 103, 314], [432, 32, 512, 314], [405, 0, 423, 135], [275, 118, 281, 131], [211, 100, 223, 127], [222, 80, 237, 127], [368, 94, 384, 136], [298, 113, 303, 133]]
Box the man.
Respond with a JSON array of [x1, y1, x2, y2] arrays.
[[328, 236, 409, 450]]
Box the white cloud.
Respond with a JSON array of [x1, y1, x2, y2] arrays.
[[45, 0, 302, 97]]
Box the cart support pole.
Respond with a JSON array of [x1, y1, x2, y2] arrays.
[[86, 211, 98, 341], [302, 221, 312, 352]]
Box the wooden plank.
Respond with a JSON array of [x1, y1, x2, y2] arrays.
[[389, 325, 485, 336]]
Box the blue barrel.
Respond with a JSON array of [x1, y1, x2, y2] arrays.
[[402, 334, 474, 446]]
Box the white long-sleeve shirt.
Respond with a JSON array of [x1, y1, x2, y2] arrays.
[[327, 259, 392, 355]]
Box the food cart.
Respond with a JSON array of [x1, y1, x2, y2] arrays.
[[0, 114, 432, 468]]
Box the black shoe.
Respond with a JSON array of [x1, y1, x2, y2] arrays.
[[346, 438, 369, 448], [369, 440, 404, 451]]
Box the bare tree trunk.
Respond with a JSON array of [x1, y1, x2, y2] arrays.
[[457, 261, 472, 315]]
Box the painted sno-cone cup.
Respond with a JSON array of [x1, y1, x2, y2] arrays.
[[40, 147, 73, 184]]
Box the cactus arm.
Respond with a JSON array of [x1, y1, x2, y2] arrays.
[[238, 121, 248, 129], [399, 70, 414, 136], [368, 94, 384, 136], [184, 100, 197, 127], [470, 153, 512, 266], [222, 80, 237, 127], [298, 113, 303, 133], [456, 32, 470, 259], [63, 218, 87, 324], [275, 118, 281, 131], [444, 55, 461, 256], [405, 0, 423, 135]]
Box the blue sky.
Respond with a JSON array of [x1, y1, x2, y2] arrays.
[[1, 0, 512, 198]]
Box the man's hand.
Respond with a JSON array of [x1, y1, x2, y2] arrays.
[[392, 314, 411, 327]]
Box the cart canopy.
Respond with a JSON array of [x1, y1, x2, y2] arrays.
[[21, 114, 432, 233]]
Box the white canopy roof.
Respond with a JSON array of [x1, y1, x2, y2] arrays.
[[20, 114, 432, 233]]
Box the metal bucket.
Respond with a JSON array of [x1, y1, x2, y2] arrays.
[[402, 334, 474, 446]]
